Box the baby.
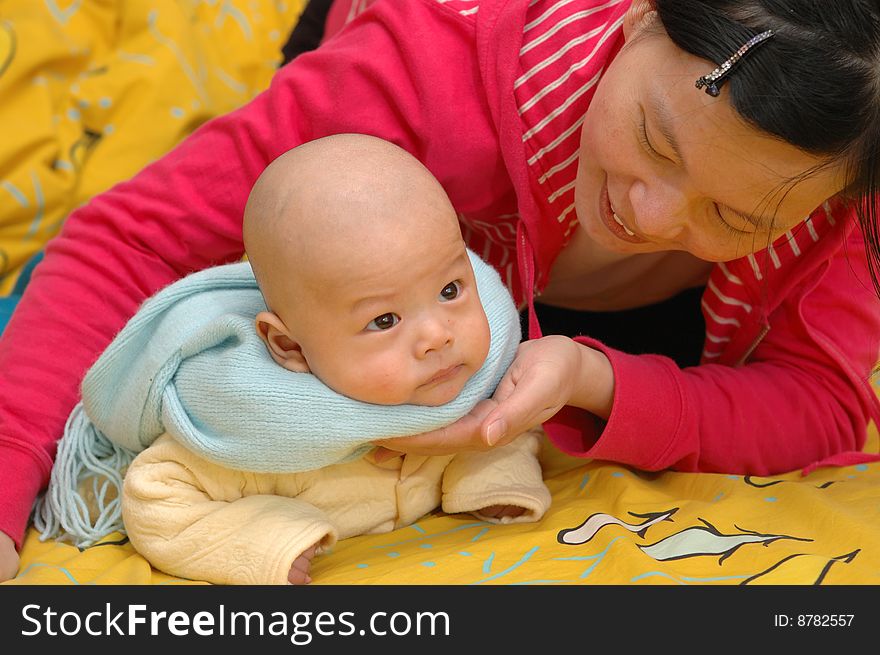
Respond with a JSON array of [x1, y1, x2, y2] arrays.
[[120, 134, 550, 585]]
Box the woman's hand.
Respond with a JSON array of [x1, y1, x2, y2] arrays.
[[372, 397, 503, 459], [0, 530, 20, 582], [373, 336, 614, 459]]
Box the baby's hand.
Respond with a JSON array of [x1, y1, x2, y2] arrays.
[[476, 505, 527, 520], [287, 544, 318, 585]]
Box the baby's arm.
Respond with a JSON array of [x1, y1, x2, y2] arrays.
[[122, 435, 336, 585], [440, 427, 550, 523]]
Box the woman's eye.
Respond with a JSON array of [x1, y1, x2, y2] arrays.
[[366, 313, 400, 331], [439, 281, 462, 301], [638, 116, 660, 157], [713, 204, 748, 236]]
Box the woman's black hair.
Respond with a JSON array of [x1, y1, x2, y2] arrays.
[[654, 0, 880, 293]]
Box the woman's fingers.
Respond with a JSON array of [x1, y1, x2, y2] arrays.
[[0, 532, 19, 582], [482, 370, 562, 445], [373, 399, 499, 455]]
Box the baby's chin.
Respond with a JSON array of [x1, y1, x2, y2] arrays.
[[408, 381, 467, 407], [343, 379, 468, 407]]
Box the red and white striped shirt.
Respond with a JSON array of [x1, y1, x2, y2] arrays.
[[512, 0, 841, 363]]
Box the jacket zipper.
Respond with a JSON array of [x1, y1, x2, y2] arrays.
[[736, 324, 770, 366], [517, 222, 543, 339]]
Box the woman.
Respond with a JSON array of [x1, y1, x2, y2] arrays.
[[1, 0, 878, 581]]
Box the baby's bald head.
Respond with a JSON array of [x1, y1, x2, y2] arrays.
[[243, 134, 460, 314], [243, 134, 489, 406]]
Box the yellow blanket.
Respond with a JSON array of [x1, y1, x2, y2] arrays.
[[0, 0, 305, 293], [10, 424, 880, 585], [4, 1, 880, 586]]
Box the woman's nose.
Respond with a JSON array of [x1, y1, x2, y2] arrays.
[[628, 177, 690, 241]]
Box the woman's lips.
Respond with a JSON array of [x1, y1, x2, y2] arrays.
[[612, 211, 636, 236], [599, 181, 646, 244]]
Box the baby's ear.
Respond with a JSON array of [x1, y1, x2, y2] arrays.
[[255, 311, 311, 373]]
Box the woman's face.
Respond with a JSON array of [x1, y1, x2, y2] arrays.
[[574, 3, 846, 262]]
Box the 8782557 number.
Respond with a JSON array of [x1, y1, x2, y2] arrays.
[[799, 614, 853, 627], [774, 614, 854, 627]]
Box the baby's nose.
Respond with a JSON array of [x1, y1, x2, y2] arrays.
[[417, 318, 454, 356]]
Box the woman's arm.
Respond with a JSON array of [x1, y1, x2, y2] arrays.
[[549, 226, 880, 476], [0, 0, 478, 555]]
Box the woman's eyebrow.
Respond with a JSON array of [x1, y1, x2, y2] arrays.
[[653, 96, 771, 230]]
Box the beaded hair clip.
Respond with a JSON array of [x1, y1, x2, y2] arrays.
[[695, 29, 774, 97]]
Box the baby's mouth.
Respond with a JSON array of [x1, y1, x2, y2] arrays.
[[423, 364, 463, 387]]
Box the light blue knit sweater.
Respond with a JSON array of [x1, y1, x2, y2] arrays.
[[34, 250, 521, 547]]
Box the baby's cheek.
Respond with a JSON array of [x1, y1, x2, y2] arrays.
[[467, 312, 492, 368], [355, 357, 415, 405]]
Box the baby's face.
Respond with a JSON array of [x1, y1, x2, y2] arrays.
[[289, 235, 491, 406]]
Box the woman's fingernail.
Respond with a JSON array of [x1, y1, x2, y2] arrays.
[[486, 420, 506, 445]]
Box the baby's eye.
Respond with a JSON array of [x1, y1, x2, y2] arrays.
[[366, 313, 400, 331], [439, 281, 462, 302]]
